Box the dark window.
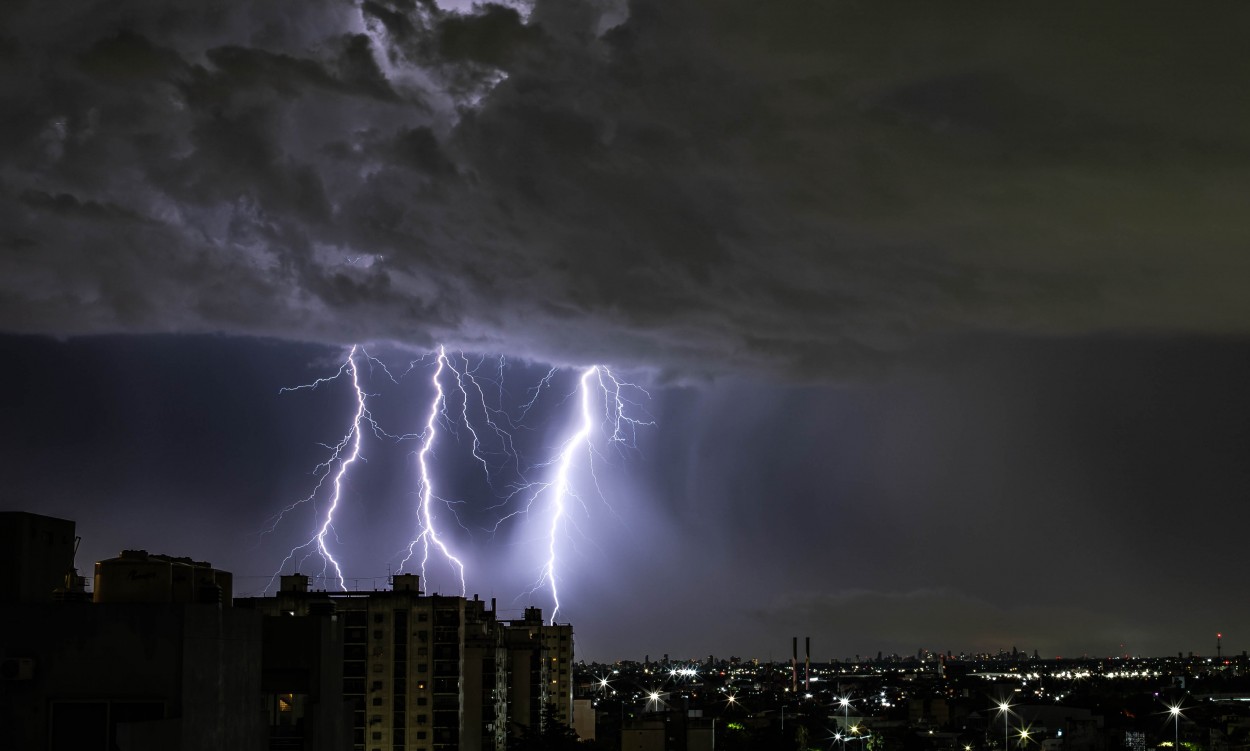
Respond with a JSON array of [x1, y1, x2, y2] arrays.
[[433, 645, 457, 661], [433, 695, 459, 710]]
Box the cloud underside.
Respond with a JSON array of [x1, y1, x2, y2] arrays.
[[3, 0, 1248, 376]]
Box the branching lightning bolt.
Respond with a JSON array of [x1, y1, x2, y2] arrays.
[[399, 346, 468, 595], [526, 365, 653, 624], [260, 346, 651, 613], [265, 345, 370, 593], [441, 354, 524, 484]]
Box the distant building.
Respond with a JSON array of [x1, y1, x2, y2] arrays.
[[622, 714, 715, 751]]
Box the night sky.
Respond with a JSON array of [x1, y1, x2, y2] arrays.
[[2, 0, 1250, 662]]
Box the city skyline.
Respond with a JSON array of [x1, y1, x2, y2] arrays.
[[3, 0, 1250, 664]]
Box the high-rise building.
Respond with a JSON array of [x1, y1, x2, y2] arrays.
[[237, 574, 576, 751], [500, 607, 574, 732]]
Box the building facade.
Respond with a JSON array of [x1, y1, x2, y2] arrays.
[[238, 573, 576, 751]]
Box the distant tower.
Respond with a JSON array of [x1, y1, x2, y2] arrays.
[[1218, 632, 1223, 660], [805, 637, 811, 693], [791, 637, 798, 693]]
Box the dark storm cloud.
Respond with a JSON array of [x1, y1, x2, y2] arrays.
[[2, 0, 1249, 375]]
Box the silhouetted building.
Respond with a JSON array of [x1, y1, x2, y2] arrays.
[[0, 533, 266, 750], [0, 511, 79, 602], [1, 513, 576, 751]]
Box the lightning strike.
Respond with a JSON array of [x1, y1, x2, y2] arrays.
[[267, 345, 371, 592], [530, 365, 654, 624], [262, 347, 651, 609], [517, 367, 558, 421], [399, 346, 468, 595], [443, 354, 523, 483]]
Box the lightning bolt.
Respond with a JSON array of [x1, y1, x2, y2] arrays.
[[442, 353, 523, 484], [265, 345, 370, 592], [530, 365, 653, 624], [399, 346, 468, 594], [260, 346, 651, 611]]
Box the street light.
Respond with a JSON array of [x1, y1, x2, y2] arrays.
[[846, 723, 873, 746], [839, 696, 853, 751], [1166, 702, 1184, 751], [994, 699, 1013, 751]]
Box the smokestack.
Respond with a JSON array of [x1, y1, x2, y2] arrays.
[[805, 636, 811, 692], [792, 637, 798, 693]]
